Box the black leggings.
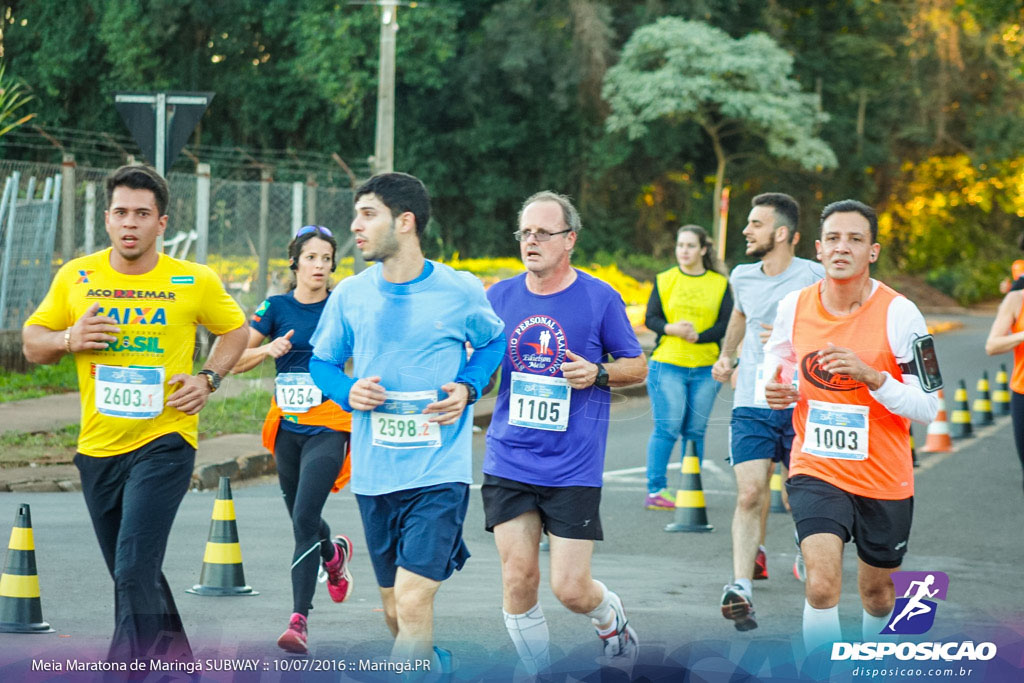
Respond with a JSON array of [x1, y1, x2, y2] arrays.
[[1011, 392, 1024, 490], [275, 427, 349, 616]]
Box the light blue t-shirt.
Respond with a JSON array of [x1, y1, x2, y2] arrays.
[[310, 261, 505, 495], [730, 257, 824, 407]]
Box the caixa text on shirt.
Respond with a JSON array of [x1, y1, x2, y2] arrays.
[[86, 288, 176, 300]]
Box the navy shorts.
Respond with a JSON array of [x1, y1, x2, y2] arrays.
[[787, 474, 913, 569], [355, 482, 470, 588], [728, 406, 794, 467]]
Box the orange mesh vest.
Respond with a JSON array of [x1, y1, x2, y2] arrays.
[[789, 282, 913, 499], [1011, 294, 1024, 394]]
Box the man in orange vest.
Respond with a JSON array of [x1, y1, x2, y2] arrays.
[[763, 199, 940, 653]]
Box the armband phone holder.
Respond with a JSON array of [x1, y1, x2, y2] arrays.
[[909, 335, 943, 393]]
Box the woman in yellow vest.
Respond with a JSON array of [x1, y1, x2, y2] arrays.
[[644, 225, 732, 509]]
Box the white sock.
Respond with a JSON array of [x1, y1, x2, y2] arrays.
[[803, 600, 841, 653], [735, 578, 753, 594], [862, 608, 893, 641], [503, 604, 550, 675], [585, 580, 614, 629]]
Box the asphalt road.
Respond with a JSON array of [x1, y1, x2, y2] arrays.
[[0, 313, 1022, 682]]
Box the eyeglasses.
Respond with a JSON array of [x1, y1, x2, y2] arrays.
[[296, 225, 333, 238], [513, 228, 573, 242]]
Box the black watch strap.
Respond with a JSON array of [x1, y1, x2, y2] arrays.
[[594, 363, 610, 388], [457, 381, 479, 405], [198, 369, 221, 393]]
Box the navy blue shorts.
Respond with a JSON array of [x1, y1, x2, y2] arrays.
[[355, 482, 470, 587], [728, 406, 794, 467]]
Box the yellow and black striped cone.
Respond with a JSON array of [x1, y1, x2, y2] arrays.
[[769, 464, 786, 513], [664, 454, 713, 533], [187, 477, 257, 596], [950, 379, 973, 439], [993, 364, 1011, 416], [0, 504, 54, 633], [972, 371, 994, 426]]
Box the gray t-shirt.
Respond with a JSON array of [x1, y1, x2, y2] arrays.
[[730, 257, 824, 407]]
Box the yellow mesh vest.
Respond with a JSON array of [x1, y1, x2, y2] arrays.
[[650, 268, 728, 368]]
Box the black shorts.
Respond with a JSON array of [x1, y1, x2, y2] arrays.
[[481, 474, 603, 541], [786, 474, 913, 569]]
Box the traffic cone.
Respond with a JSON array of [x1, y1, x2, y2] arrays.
[[972, 371, 994, 426], [187, 477, 257, 596], [950, 380, 973, 439], [769, 463, 786, 513], [664, 451, 713, 533], [922, 389, 954, 453], [993, 364, 1011, 416], [0, 504, 54, 633]]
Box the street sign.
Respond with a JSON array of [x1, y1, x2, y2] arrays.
[[114, 91, 215, 176]]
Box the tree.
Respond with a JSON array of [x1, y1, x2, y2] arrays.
[[0, 61, 35, 137], [602, 17, 837, 242]]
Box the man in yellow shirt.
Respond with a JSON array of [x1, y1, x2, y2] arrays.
[[22, 165, 248, 663]]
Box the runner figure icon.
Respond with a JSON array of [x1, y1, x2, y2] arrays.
[[888, 574, 939, 631]]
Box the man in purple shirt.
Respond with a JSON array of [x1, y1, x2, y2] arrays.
[[482, 191, 647, 675]]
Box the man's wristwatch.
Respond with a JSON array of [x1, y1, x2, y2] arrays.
[[594, 363, 610, 388], [457, 382, 479, 405], [198, 369, 221, 393]]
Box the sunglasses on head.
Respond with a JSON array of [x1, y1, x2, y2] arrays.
[[296, 225, 333, 238]]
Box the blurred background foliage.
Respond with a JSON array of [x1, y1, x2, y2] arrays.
[[2, 0, 1023, 303]]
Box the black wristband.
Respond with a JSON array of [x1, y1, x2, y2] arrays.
[[457, 382, 478, 405]]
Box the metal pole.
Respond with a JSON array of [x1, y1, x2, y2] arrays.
[[292, 181, 303, 236], [374, 1, 398, 174], [84, 182, 96, 254], [0, 173, 20, 329], [257, 167, 271, 302], [61, 153, 76, 261], [195, 163, 211, 264], [155, 93, 167, 177], [305, 173, 317, 225]]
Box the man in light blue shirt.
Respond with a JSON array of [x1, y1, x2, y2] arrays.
[[711, 192, 824, 631], [310, 172, 505, 669]]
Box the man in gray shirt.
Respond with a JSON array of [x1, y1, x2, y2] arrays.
[[711, 193, 824, 631]]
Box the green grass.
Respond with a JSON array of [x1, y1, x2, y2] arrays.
[[198, 388, 272, 439], [0, 355, 78, 403], [0, 390, 271, 468], [0, 424, 79, 466]]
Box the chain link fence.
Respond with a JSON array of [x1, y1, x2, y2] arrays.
[[0, 157, 358, 331]]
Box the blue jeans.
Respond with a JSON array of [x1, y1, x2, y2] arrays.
[[645, 360, 720, 493]]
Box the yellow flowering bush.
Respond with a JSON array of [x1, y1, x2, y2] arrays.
[[205, 253, 652, 327]]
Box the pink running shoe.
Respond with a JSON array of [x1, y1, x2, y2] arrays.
[[277, 613, 308, 654], [323, 535, 353, 603]]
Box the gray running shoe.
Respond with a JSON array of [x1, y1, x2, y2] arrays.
[[596, 591, 639, 660], [721, 583, 758, 631], [793, 531, 806, 583]]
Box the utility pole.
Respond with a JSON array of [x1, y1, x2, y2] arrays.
[[374, 0, 398, 175]]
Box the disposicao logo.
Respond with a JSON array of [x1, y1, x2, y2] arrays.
[[884, 570, 948, 635], [831, 570, 997, 662]]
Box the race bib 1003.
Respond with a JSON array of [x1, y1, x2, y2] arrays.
[[802, 400, 869, 461], [371, 390, 441, 449], [508, 372, 571, 431], [275, 373, 322, 413], [94, 365, 165, 419]]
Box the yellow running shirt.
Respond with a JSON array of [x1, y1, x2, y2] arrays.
[[24, 249, 245, 456]]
